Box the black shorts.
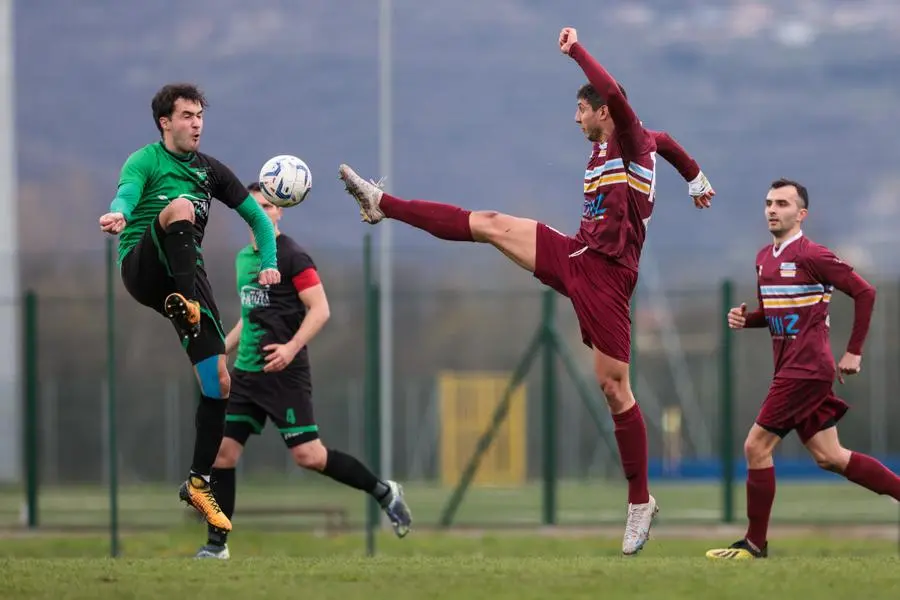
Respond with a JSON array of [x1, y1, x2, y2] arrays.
[[120, 217, 225, 365], [224, 367, 317, 448]]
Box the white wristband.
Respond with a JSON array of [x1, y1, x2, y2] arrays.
[[688, 171, 711, 196]]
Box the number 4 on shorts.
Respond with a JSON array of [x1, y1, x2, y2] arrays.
[[286, 408, 296, 425]]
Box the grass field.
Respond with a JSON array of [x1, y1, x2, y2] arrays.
[[0, 525, 898, 600], [0, 479, 898, 599], [1, 479, 899, 529]]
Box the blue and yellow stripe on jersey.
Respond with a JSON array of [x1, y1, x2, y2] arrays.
[[584, 158, 625, 195], [760, 283, 833, 309]]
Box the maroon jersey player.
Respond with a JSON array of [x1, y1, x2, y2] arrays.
[[706, 178, 900, 561], [337, 27, 715, 556]]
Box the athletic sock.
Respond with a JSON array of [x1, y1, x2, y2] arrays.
[[745, 466, 776, 549], [843, 452, 900, 500], [379, 194, 473, 241], [612, 404, 650, 504], [162, 219, 197, 298], [207, 467, 236, 546], [321, 449, 393, 507], [191, 395, 227, 477]]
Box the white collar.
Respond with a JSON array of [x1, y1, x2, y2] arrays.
[[772, 230, 803, 258]]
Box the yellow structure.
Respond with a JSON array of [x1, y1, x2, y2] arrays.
[[438, 371, 527, 487]]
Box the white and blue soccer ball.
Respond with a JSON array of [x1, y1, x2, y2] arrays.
[[258, 154, 312, 208]]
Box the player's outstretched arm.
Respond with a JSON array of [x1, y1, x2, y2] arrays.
[[805, 248, 876, 380], [235, 197, 279, 285], [207, 156, 280, 285], [559, 27, 650, 157], [224, 318, 243, 356], [650, 130, 715, 209], [100, 150, 150, 234], [262, 277, 330, 374]]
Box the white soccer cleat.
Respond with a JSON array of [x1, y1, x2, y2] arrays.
[[338, 164, 386, 224], [622, 495, 658, 555], [194, 543, 230, 560]]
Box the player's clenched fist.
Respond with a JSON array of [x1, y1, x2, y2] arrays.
[[727, 303, 748, 329], [99, 212, 126, 234], [258, 268, 281, 286], [559, 27, 578, 54]]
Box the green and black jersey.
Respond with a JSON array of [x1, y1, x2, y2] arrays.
[[110, 141, 277, 270], [234, 234, 317, 375]]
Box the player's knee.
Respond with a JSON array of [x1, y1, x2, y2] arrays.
[[809, 447, 850, 473], [743, 437, 773, 466], [292, 440, 326, 471], [163, 196, 196, 225], [218, 368, 231, 398], [196, 355, 230, 399], [597, 372, 631, 411]]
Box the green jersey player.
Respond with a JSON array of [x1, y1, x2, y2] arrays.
[[195, 182, 412, 559], [98, 83, 280, 533]]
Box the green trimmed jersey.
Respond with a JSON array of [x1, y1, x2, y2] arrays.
[[234, 234, 316, 374], [114, 142, 250, 264]]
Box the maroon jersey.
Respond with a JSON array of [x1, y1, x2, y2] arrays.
[[569, 43, 659, 272], [747, 232, 876, 381]]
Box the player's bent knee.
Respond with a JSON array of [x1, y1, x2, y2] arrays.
[[808, 446, 850, 473], [292, 440, 327, 471], [595, 369, 632, 413], [159, 196, 196, 227]]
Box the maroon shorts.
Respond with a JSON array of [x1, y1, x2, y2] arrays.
[[533, 223, 637, 363], [755, 377, 849, 444]]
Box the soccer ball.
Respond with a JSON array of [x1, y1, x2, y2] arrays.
[[258, 155, 312, 208]]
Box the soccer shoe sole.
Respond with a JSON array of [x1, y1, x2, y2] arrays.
[[705, 548, 759, 560], [338, 164, 385, 224], [622, 501, 659, 557], [164, 293, 200, 339], [178, 481, 232, 532]]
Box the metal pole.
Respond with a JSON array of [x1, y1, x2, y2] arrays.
[[23, 290, 37, 528], [0, 0, 22, 487], [720, 279, 735, 523], [377, 0, 394, 484], [541, 290, 557, 525], [106, 237, 120, 557], [363, 233, 379, 556]]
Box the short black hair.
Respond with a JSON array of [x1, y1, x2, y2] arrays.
[[576, 82, 628, 110], [246, 181, 261, 193], [151, 83, 208, 136], [770, 178, 809, 209]]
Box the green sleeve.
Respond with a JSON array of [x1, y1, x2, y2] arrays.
[[109, 149, 151, 221], [235, 196, 278, 270]]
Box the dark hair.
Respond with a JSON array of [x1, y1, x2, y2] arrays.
[[576, 82, 628, 110], [770, 178, 809, 209], [151, 83, 208, 136], [246, 181, 261, 193]]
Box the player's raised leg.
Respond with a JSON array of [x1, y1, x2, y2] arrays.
[[157, 197, 201, 337], [179, 349, 233, 532], [338, 164, 539, 272], [592, 349, 657, 554], [804, 426, 900, 501], [706, 424, 779, 560]]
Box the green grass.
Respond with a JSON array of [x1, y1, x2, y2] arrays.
[[0, 528, 897, 600], [2, 478, 898, 529]]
